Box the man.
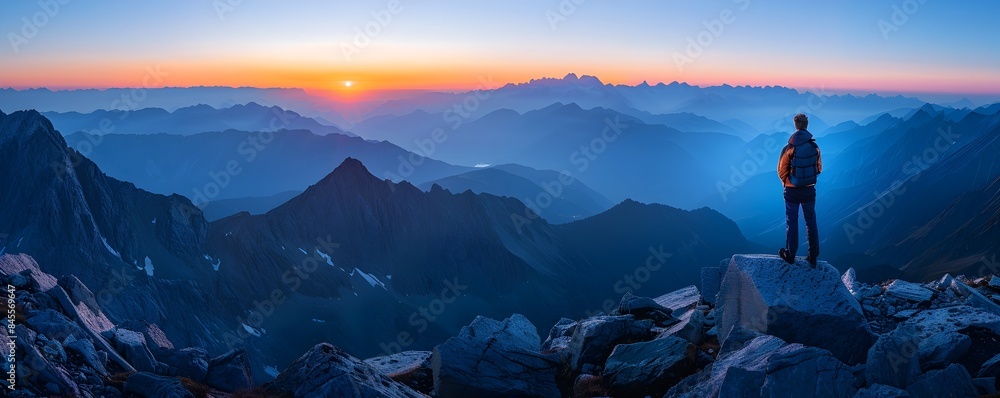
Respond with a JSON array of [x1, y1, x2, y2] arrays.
[[778, 113, 822, 266]]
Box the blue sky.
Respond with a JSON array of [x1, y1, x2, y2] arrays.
[[2, 0, 998, 95]]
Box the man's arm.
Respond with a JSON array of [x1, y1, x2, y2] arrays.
[[777, 145, 792, 184], [816, 145, 822, 174]]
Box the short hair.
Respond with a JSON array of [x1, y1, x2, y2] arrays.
[[793, 113, 809, 130]]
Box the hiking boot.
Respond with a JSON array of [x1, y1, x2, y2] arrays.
[[778, 248, 794, 264]]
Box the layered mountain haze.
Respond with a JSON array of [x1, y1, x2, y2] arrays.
[[43, 102, 352, 137]]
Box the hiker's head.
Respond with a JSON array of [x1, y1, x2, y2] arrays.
[[793, 114, 809, 130]]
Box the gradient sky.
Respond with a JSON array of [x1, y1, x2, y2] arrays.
[[2, 0, 998, 96]]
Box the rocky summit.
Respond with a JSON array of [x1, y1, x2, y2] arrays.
[[7, 252, 1000, 397]]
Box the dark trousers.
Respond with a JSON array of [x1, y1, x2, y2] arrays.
[[784, 187, 819, 259]]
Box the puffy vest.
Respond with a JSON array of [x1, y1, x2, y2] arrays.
[[789, 140, 819, 186]]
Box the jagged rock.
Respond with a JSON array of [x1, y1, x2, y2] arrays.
[[973, 377, 997, 395], [865, 324, 922, 389], [715, 254, 875, 365], [65, 338, 108, 375], [123, 372, 195, 398], [120, 320, 175, 351], [0, 253, 58, 291], [541, 317, 576, 354], [928, 274, 958, 292], [365, 351, 433, 394], [918, 330, 971, 371], [990, 276, 1000, 289], [111, 328, 160, 373], [659, 307, 705, 345], [431, 314, 559, 398], [655, 285, 701, 313], [565, 315, 653, 374], [853, 384, 909, 397], [842, 268, 860, 294], [25, 309, 86, 342], [204, 349, 253, 392], [702, 267, 724, 305], [665, 333, 858, 397], [953, 280, 1000, 315], [57, 275, 103, 318], [616, 292, 674, 323], [264, 343, 423, 398], [893, 309, 919, 319], [16, 326, 80, 396], [156, 347, 209, 382], [905, 363, 977, 398], [978, 353, 1000, 377], [884, 280, 934, 303], [602, 336, 695, 397]]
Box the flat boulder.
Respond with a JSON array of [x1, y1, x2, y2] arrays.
[[265, 343, 423, 398], [364, 351, 433, 394], [602, 336, 695, 397], [715, 254, 875, 365], [431, 314, 559, 398], [885, 280, 934, 303], [655, 285, 701, 313]]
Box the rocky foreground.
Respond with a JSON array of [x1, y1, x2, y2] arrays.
[[4, 253, 1000, 397]]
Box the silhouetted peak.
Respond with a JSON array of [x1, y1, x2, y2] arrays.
[[0, 109, 59, 144], [330, 157, 370, 177]]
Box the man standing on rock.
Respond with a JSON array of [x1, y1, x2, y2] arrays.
[[778, 113, 822, 266]]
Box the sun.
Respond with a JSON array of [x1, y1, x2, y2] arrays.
[[344, 81, 353, 87]]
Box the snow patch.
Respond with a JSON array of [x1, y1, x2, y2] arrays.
[[316, 249, 334, 266], [16, 237, 22, 247], [151, 217, 156, 224], [474, 163, 491, 168], [264, 365, 280, 378], [386, 274, 392, 280], [144, 257, 154, 277], [203, 255, 221, 271], [298, 247, 307, 254], [242, 323, 262, 337], [311, 318, 326, 323], [0, 247, 4, 256], [101, 236, 121, 259], [351, 268, 386, 289]]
